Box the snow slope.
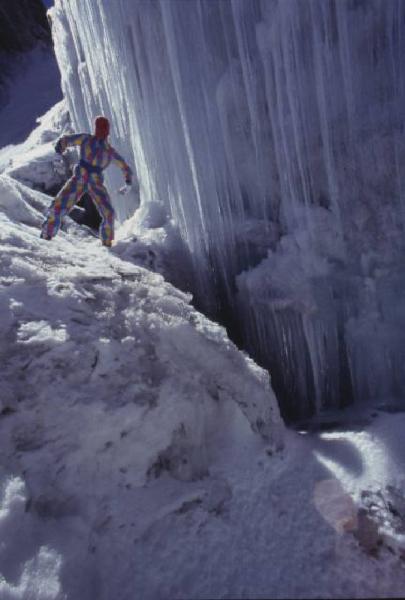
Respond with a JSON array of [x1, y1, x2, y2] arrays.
[[0, 107, 404, 599], [0, 100, 69, 187], [0, 119, 284, 598]]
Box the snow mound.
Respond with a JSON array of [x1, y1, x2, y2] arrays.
[[0, 170, 282, 475], [0, 164, 283, 596], [1, 101, 71, 194]]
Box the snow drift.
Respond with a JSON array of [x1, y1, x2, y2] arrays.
[[0, 173, 282, 483], [0, 106, 284, 596], [50, 0, 405, 420]]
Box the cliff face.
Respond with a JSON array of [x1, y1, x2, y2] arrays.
[[0, 0, 51, 54], [0, 0, 52, 107], [0, 0, 62, 146]]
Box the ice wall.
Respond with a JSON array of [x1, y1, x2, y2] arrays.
[[51, 0, 405, 420]]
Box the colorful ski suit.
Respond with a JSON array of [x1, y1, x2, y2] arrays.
[[42, 134, 132, 246]]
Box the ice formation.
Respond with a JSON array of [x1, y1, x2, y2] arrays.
[[51, 0, 405, 420], [2, 108, 405, 600]]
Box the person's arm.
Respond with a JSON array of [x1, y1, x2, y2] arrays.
[[109, 147, 133, 184], [55, 134, 88, 154]]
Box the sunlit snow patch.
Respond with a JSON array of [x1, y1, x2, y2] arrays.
[[0, 547, 62, 600], [17, 320, 69, 345], [0, 477, 62, 600]]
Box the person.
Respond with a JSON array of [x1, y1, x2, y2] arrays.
[[41, 116, 133, 247]]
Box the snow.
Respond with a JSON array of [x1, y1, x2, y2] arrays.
[[0, 102, 404, 599], [50, 0, 405, 420], [1, 3, 405, 595], [0, 112, 285, 597], [0, 101, 71, 192]]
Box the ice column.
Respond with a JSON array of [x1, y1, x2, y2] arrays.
[[51, 0, 405, 420]]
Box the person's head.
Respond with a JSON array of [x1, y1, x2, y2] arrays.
[[94, 116, 110, 140]]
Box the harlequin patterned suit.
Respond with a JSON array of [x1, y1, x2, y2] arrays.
[[42, 116, 133, 247]]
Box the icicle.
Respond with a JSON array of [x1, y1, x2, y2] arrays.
[[51, 0, 405, 420]]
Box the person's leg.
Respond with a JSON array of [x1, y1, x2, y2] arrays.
[[89, 183, 115, 246], [41, 178, 83, 239]]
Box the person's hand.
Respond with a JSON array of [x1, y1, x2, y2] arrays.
[[118, 183, 131, 195]]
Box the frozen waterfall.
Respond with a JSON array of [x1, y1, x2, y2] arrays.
[[50, 0, 405, 421]]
